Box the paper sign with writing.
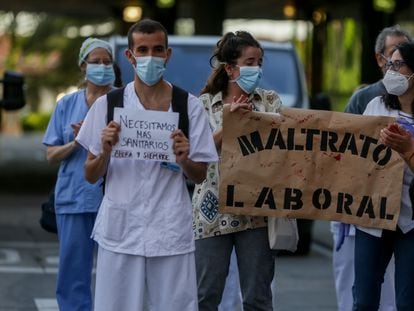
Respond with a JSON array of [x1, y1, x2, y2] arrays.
[[218, 106, 404, 231], [112, 107, 178, 162]]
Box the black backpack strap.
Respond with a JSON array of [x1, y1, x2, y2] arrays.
[[103, 87, 125, 194], [106, 87, 125, 124], [171, 84, 189, 138]]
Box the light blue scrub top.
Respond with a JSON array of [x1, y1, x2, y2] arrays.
[[43, 89, 103, 214]]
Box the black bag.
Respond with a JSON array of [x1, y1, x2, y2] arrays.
[[39, 188, 57, 234]]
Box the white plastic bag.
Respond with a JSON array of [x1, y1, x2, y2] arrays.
[[267, 217, 299, 252]]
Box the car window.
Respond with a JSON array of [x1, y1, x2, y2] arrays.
[[261, 50, 300, 108], [164, 44, 214, 96]]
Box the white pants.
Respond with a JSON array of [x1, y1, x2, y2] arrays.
[[94, 246, 198, 311], [333, 234, 396, 311]]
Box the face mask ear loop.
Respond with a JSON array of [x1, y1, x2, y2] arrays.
[[220, 62, 236, 82]]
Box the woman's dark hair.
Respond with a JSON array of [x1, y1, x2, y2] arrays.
[[383, 41, 414, 113], [200, 31, 263, 96]]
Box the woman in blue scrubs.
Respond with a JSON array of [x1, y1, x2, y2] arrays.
[[42, 37, 116, 311]]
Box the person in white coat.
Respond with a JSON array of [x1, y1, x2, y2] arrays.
[[76, 19, 218, 311]]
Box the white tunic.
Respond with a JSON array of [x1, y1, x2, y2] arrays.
[[77, 81, 218, 257]]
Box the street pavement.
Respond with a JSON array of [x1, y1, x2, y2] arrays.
[[0, 133, 337, 310], [0, 193, 337, 311]]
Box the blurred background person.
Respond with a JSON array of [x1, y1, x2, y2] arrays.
[[42, 37, 115, 311]]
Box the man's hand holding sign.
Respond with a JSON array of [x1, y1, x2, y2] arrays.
[[112, 107, 178, 162], [102, 107, 207, 184], [218, 105, 405, 230]]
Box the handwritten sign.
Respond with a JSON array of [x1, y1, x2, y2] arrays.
[[218, 106, 404, 231], [112, 107, 178, 162]]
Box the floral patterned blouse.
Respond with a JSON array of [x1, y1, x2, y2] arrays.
[[192, 88, 282, 239]]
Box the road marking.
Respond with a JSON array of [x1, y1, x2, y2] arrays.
[[0, 265, 96, 274], [0, 248, 21, 264], [0, 241, 58, 248], [34, 298, 58, 311], [45, 256, 59, 265], [311, 242, 333, 259], [0, 266, 58, 274]]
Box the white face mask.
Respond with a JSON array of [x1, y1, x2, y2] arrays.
[[131, 53, 166, 86], [383, 69, 413, 96]]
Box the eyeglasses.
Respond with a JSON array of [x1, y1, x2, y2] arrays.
[[380, 54, 389, 62], [384, 60, 406, 71], [86, 60, 113, 66]]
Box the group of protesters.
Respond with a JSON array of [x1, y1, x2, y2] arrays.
[[42, 17, 414, 311]]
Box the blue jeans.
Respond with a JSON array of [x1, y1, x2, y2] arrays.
[[353, 228, 414, 311], [195, 227, 275, 311]]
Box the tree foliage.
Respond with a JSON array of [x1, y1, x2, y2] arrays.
[[3, 13, 120, 111]]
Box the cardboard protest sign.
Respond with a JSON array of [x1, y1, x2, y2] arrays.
[[112, 107, 178, 162], [218, 106, 404, 230]]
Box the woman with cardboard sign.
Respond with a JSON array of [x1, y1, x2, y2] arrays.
[[192, 30, 295, 310], [353, 41, 414, 310]]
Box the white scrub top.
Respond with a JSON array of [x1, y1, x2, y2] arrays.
[[77, 81, 218, 257], [358, 96, 414, 237]]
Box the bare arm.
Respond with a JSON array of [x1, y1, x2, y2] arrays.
[[84, 120, 120, 183], [46, 141, 78, 165], [84, 151, 111, 183], [180, 159, 208, 184], [46, 121, 83, 165]]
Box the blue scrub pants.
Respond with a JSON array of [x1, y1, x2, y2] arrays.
[[353, 228, 414, 311], [56, 213, 97, 311]]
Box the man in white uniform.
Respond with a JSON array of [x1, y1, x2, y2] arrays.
[[76, 19, 218, 311]]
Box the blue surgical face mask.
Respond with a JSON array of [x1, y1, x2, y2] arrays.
[[132, 54, 166, 86], [230, 66, 262, 94], [86, 63, 115, 86]]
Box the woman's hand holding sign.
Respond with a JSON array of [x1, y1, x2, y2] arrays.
[[229, 94, 253, 112], [214, 95, 253, 152], [380, 122, 414, 169]]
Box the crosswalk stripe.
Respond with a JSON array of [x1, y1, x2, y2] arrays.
[[34, 298, 58, 311], [0, 266, 57, 274], [0, 241, 58, 248], [0, 265, 96, 274]]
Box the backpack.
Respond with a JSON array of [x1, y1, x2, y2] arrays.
[[39, 187, 57, 234], [106, 84, 189, 137]]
